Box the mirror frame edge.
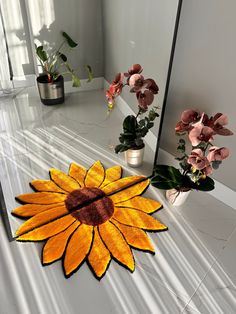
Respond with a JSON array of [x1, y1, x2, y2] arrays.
[[152, 0, 183, 176]]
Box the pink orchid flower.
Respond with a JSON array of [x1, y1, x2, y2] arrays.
[[175, 109, 201, 133], [107, 64, 158, 112], [127, 70, 158, 111], [207, 146, 230, 162], [212, 113, 234, 136], [203, 113, 233, 136], [187, 149, 213, 175], [188, 113, 214, 146]]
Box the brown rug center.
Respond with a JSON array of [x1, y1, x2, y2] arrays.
[[65, 187, 114, 226]]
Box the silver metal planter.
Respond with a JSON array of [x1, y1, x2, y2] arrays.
[[124, 147, 145, 168], [36, 75, 64, 105]]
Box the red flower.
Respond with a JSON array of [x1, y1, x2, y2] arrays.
[[127, 64, 143, 75], [187, 149, 212, 175], [145, 78, 159, 94], [136, 90, 154, 111], [106, 73, 124, 103], [207, 146, 230, 162]]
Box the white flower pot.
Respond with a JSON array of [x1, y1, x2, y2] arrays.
[[166, 188, 191, 206], [124, 147, 144, 168]]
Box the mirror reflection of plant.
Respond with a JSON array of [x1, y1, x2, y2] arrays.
[[152, 109, 233, 192], [35, 31, 93, 87], [106, 64, 160, 153]]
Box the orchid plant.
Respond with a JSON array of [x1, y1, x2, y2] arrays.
[[106, 64, 159, 153], [151, 109, 233, 192]]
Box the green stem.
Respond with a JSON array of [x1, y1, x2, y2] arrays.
[[135, 109, 141, 120], [203, 142, 211, 155]]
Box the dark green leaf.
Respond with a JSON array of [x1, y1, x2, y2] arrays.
[[178, 139, 186, 144], [191, 176, 215, 191], [194, 143, 207, 149], [62, 31, 78, 48], [115, 144, 129, 154], [58, 52, 67, 62], [177, 145, 185, 153], [36, 46, 48, 62], [147, 121, 154, 129], [134, 138, 144, 148], [212, 160, 222, 170], [151, 165, 183, 190], [180, 160, 190, 171], [140, 127, 149, 137], [123, 115, 137, 133], [138, 119, 146, 127]]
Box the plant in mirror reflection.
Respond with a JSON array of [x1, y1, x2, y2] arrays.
[[35, 31, 93, 86], [106, 64, 160, 153], [152, 109, 233, 192]]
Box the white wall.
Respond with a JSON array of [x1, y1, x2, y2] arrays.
[[27, 0, 104, 79], [102, 0, 179, 136], [160, 0, 236, 190], [1, 0, 104, 79]]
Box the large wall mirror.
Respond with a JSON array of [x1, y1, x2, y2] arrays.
[[0, 0, 182, 238]]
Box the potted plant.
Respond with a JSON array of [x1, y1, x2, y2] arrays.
[[106, 64, 159, 167], [35, 31, 93, 105], [151, 109, 233, 205]]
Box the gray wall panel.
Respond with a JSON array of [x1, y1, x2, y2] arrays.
[[160, 0, 236, 190]]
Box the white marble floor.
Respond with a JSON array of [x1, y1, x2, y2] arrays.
[[0, 87, 236, 314]]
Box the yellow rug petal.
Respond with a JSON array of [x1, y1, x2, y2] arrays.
[[109, 179, 150, 204], [99, 221, 134, 272], [50, 168, 80, 192], [64, 224, 93, 277], [115, 196, 162, 213], [69, 163, 87, 187], [88, 227, 111, 279], [100, 165, 122, 188], [113, 207, 167, 231], [84, 161, 105, 188], [12, 202, 65, 218], [15, 205, 69, 236], [112, 219, 154, 253], [30, 180, 67, 194], [15, 192, 67, 205], [16, 215, 76, 241], [102, 175, 144, 195], [42, 221, 80, 265]]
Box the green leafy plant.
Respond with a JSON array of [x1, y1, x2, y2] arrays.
[[115, 108, 159, 153], [35, 31, 93, 87], [151, 109, 233, 192]]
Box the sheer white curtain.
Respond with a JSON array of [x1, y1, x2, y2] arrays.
[[0, 2, 12, 94]]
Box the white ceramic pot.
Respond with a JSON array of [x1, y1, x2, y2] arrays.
[[124, 147, 144, 168], [166, 188, 191, 206]]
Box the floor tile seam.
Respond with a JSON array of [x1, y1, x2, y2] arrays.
[[181, 224, 236, 313]]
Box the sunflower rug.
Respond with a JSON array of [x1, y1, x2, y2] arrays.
[[12, 161, 167, 279]]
